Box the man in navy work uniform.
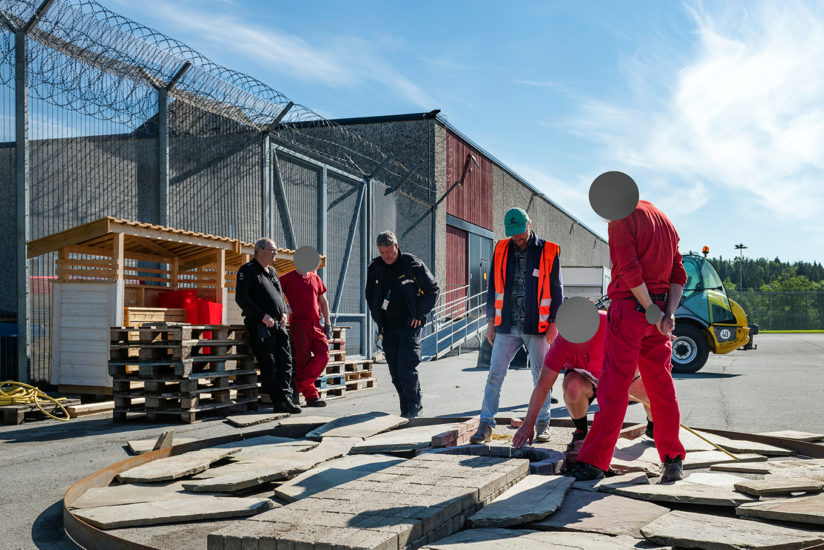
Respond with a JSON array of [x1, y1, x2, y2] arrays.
[[366, 231, 439, 418], [235, 238, 301, 414], [470, 207, 563, 444]]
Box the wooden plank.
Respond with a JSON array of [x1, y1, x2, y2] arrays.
[[27, 218, 111, 258], [113, 232, 124, 280], [59, 385, 113, 395], [56, 258, 115, 269], [56, 268, 117, 279], [66, 401, 116, 418]]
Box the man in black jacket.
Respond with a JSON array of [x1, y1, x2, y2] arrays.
[[235, 238, 301, 414], [366, 231, 439, 418]]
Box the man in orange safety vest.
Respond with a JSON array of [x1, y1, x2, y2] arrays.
[[469, 207, 564, 444]]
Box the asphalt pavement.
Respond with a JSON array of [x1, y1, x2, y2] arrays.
[[0, 332, 822, 549]]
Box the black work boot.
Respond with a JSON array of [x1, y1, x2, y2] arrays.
[[566, 428, 587, 451], [565, 461, 605, 482], [273, 400, 301, 414], [660, 456, 684, 483], [645, 419, 654, 439], [469, 423, 493, 444]]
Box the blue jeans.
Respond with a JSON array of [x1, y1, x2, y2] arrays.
[[480, 326, 551, 427]]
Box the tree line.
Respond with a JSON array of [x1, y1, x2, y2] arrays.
[[702, 255, 824, 291]]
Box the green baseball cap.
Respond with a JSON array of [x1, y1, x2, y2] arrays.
[[504, 207, 530, 236]]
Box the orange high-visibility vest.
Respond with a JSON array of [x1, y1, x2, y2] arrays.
[[493, 237, 559, 332]]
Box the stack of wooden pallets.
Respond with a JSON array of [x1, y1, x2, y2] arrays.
[[109, 324, 258, 423]]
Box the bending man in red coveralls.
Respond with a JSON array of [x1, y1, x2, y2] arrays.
[[568, 197, 687, 483], [511, 310, 653, 451], [281, 264, 332, 408]]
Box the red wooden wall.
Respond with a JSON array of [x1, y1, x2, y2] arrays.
[[445, 131, 493, 230], [445, 225, 468, 317]]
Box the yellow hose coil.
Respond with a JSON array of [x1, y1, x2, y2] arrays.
[[0, 380, 70, 421]]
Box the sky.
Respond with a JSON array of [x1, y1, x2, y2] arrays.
[[105, 0, 824, 265]]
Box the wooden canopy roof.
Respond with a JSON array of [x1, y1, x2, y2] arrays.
[[27, 217, 324, 275]]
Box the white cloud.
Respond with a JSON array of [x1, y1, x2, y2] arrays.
[[114, 1, 436, 110], [563, 0, 824, 224]]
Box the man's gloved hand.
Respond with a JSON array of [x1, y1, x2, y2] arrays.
[[323, 323, 332, 339]]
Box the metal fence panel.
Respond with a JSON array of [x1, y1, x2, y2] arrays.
[[727, 290, 824, 331]]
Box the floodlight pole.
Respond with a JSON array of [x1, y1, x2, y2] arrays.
[[735, 243, 747, 291]]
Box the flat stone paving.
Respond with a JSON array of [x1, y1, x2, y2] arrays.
[[466, 475, 574, 528], [528, 488, 670, 539], [641, 509, 824, 549], [737, 493, 824, 526], [306, 411, 407, 440], [613, 478, 758, 508], [73, 495, 274, 530], [207, 452, 529, 550], [350, 423, 462, 453], [419, 527, 671, 549], [274, 453, 404, 502], [117, 447, 242, 483]]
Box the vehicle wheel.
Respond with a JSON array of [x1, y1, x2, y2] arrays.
[[671, 324, 709, 374]]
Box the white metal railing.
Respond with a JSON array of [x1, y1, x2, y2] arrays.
[[421, 288, 488, 360]]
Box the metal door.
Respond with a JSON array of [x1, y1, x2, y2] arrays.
[[468, 233, 493, 314]]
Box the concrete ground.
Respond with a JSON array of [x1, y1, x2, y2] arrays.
[[0, 333, 822, 549]]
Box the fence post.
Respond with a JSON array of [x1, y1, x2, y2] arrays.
[[15, 29, 30, 383]]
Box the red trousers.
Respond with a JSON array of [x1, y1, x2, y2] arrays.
[[290, 320, 330, 401], [577, 297, 686, 471]]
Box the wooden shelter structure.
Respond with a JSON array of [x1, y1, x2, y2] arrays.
[[27, 217, 324, 393]]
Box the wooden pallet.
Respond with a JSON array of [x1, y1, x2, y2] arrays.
[[345, 378, 377, 392], [344, 359, 373, 374], [1, 398, 80, 425], [316, 385, 346, 401], [109, 355, 256, 379], [114, 398, 258, 423], [111, 324, 248, 345], [323, 361, 344, 375], [109, 339, 251, 361]]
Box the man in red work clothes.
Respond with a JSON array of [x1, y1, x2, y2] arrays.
[[280, 266, 332, 408], [511, 310, 653, 451], [568, 199, 687, 483]]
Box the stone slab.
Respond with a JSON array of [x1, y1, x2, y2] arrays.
[[694, 430, 795, 456], [757, 430, 824, 442], [467, 475, 574, 528], [127, 437, 197, 455], [182, 437, 359, 492], [529, 488, 670, 538], [351, 423, 461, 453], [70, 480, 196, 509], [73, 495, 273, 529], [710, 461, 775, 474], [274, 454, 404, 502], [614, 479, 757, 507], [681, 472, 747, 488], [737, 493, 824, 526], [677, 427, 717, 451], [421, 528, 669, 549], [682, 451, 766, 469], [209, 453, 530, 549], [306, 411, 408, 440], [610, 439, 661, 475], [734, 475, 822, 497], [642, 509, 824, 549], [225, 412, 288, 427], [573, 472, 650, 493], [117, 447, 241, 483], [212, 437, 317, 461]]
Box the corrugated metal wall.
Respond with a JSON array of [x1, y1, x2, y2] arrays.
[[445, 130, 493, 230]]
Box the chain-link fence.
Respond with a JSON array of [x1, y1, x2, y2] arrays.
[[727, 290, 824, 331], [0, 0, 436, 383]]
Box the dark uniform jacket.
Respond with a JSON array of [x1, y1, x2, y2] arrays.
[[366, 251, 440, 332], [235, 260, 287, 328]]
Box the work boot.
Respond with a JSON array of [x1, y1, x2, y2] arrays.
[[659, 456, 684, 483], [306, 397, 327, 407], [469, 423, 492, 444], [565, 461, 605, 482], [273, 400, 302, 414], [566, 428, 587, 451], [534, 421, 550, 443], [645, 419, 654, 439]]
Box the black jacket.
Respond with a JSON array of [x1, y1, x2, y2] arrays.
[[365, 251, 440, 332], [234, 260, 287, 327]]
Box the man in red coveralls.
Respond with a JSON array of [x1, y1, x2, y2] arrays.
[[511, 310, 653, 451], [280, 259, 332, 408], [568, 184, 687, 483]]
